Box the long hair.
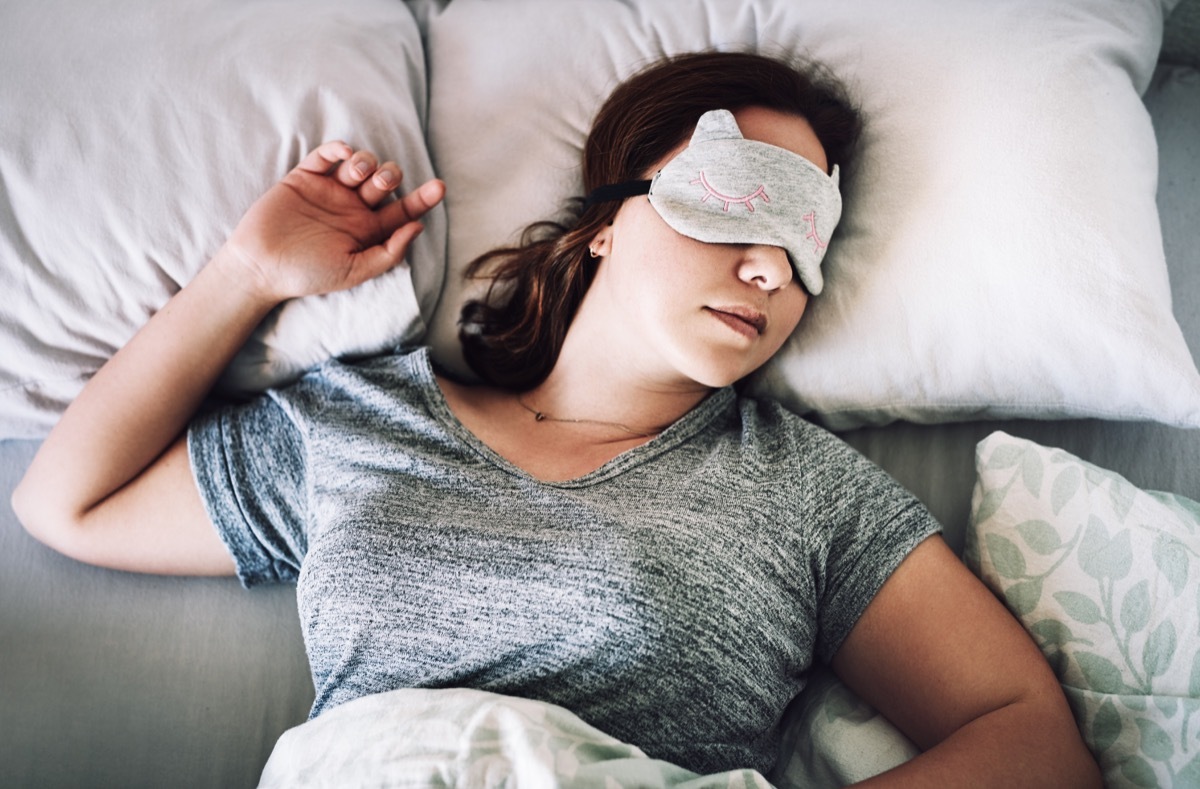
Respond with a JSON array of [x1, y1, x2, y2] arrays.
[[459, 51, 863, 390]]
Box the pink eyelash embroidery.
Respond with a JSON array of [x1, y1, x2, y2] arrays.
[[803, 211, 827, 253], [692, 171, 769, 212]]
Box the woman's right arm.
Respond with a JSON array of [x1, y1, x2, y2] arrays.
[[11, 141, 445, 575]]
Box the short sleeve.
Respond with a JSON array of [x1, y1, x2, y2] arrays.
[[188, 391, 309, 587], [809, 439, 942, 664]]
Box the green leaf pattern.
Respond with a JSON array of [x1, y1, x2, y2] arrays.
[[970, 432, 1200, 789]]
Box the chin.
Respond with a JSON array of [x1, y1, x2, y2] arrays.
[[661, 335, 777, 390], [682, 358, 764, 390]]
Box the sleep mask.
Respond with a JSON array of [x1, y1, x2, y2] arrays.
[[585, 108, 841, 295]]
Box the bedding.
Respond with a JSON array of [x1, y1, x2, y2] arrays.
[[257, 687, 774, 788], [1, 0, 1199, 787]]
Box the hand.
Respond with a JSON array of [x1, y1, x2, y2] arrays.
[[220, 141, 445, 303]]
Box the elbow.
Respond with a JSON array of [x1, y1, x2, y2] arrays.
[[1017, 684, 1104, 789], [10, 476, 38, 535], [11, 475, 83, 554]]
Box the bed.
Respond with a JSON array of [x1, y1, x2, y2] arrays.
[[1, 0, 1198, 786]]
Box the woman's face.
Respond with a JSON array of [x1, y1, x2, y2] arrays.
[[586, 106, 828, 390]]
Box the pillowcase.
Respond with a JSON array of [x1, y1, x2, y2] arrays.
[[967, 431, 1200, 788], [420, 0, 1200, 428], [0, 0, 447, 439]]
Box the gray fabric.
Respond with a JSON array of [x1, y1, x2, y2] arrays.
[[0, 440, 313, 789], [1164, 0, 1200, 68], [648, 109, 842, 295], [188, 347, 939, 775]]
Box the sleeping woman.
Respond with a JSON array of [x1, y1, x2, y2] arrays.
[[12, 51, 1101, 785]]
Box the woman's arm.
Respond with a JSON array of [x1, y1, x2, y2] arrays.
[[11, 141, 444, 575], [831, 536, 1102, 788]]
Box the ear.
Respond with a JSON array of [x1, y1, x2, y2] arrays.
[[690, 109, 743, 145], [588, 225, 614, 258]]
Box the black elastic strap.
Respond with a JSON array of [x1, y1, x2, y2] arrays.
[[582, 179, 652, 209]]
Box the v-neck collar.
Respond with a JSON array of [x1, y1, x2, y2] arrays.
[[409, 347, 736, 488]]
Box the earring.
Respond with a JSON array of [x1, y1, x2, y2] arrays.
[[589, 246, 600, 259]]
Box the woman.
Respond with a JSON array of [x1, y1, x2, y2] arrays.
[[13, 52, 1100, 785]]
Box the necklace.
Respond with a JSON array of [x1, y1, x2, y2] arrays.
[[516, 394, 667, 438]]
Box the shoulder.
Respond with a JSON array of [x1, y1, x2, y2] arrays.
[[727, 393, 925, 513], [201, 347, 435, 438], [296, 345, 430, 389], [730, 393, 864, 470], [276, 346, 433, 407]]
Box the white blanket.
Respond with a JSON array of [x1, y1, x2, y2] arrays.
[[257, 688, 775, 788]]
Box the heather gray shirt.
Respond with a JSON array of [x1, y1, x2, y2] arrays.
[[188, 347, 939, 775]]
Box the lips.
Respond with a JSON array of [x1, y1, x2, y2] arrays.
[[706, 305, 767, 337]]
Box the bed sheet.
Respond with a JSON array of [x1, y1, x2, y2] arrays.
[[0, 61, 1196, 789], [0, 440, 313, 789]]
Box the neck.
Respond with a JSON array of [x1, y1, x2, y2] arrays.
[[524, 319, 713, 437]]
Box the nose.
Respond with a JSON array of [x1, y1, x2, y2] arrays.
[[735, 245, 793, 291]]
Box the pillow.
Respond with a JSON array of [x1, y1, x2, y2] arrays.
[[967, 431, 1200, 788], [419, 0, 1200, 429], [0, 0, 447, 439]]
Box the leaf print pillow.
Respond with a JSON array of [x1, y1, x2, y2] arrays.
[[966, 431, 1200, 788]]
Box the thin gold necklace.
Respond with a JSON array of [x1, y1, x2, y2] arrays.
[[516, 394, 667, 438]]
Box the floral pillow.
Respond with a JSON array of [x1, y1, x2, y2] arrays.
[[967, 432, 1200, 788]]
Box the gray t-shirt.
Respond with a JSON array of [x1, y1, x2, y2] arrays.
[[188, 347, 940, 775]]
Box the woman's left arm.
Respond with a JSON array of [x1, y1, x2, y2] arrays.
[[831, 535, 1102, 788]]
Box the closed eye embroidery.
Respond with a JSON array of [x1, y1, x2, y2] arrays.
[[692, 171, 769, 212], [803, 211, 827, 253]]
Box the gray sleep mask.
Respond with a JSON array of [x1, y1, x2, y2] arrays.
[[586, 108, 841, 295]]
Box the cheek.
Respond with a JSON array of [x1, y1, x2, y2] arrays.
[[758, 287, 809, 358], [612, 209, 702, 293], [777, 286, 810, 333]]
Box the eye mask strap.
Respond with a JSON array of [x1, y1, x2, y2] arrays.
[[582, 179, 651, 209]]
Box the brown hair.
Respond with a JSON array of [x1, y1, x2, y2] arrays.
[[459, 51, 863, 390]]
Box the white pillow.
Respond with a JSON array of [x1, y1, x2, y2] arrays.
[[967, 431, 1200, 788], [421, 0, 1200, 428], [0, 0, 447, 439]]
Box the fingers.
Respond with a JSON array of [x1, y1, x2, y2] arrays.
[[378, 178, 446, 227], [353, 222, 426, 283], [333, 150, 378, 190], [294, 141, 354, 174], [295, 142, 445, 219], [356, 162, 402, 207]]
